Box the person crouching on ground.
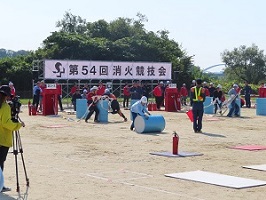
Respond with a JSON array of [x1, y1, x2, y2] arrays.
[[130, 96, 151, 131], [103, 89, 127, 122], [190, 79, 206, 133], [85, 86, 100, 123], [0, 85, 25, 192]]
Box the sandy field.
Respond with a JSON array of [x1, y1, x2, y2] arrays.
[[1, 105, 266, 200]]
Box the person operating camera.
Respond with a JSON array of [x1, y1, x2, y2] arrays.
[[0, 85, 25, 192]]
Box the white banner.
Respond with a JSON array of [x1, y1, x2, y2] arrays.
[[44, 60, 171, 80]]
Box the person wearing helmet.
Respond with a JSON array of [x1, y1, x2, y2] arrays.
[[85, 86, 100, 123], [227, 84, 240, 117], [0, 85, 25, 192], [130, 96, 151, 131], [103, 89, 127, 122]]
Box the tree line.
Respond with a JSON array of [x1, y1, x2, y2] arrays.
[[0, 11, 265, 97]]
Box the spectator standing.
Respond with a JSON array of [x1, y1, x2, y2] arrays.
[[130, 81, 143, 101], [209, 83, 215, 97], [33, 81, 42, 111], [142, 81, 151, 102], [39, 80, 46, 112], [243, 81, 252, 108], [70, 82, 79, 97], [153, 82, 164, 110], [9, 82, 16, 97], [71, 90, 82, 111], [123, 82, 131, 108], [180, 83, 188, 106]]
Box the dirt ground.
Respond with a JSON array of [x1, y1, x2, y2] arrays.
[[1, 105, 266, 200]]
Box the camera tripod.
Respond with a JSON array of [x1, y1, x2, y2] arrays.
[[12, 127, 29, 199]]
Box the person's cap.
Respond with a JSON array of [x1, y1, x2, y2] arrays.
[[166, 81, 170, 84], [140, 96, 147, 104], [183, 83, 186, 86], [192, 80, 196, 83], [0, 85, 11, 96], [233, 84, 238, 87], [159, 81, 163, 84], [91, 86, 98, 90], [9, 81, 13, 86], [196, 79, 202, 85]]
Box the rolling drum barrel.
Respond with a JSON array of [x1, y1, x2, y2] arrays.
[[134, 115, 165, 133]]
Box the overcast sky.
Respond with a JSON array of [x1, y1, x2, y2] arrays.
[[1, 0, 266, 72]]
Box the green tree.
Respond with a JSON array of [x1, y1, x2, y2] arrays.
[[221, 44, 266, 84]]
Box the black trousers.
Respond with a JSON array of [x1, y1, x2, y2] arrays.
[[155, 96, 163, 109], [0, 146, 9, 171], [85, 105, 99, 121], [123, 96, 130, 107]]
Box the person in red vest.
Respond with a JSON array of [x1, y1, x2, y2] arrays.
[[258, 82, 265, 97], [70, 82, 79, 97], [55, 80, 64, 111], [153, 81, 164, 110], [97, 81, 106, 96], [123, 82, 131, 108], [103, 89, 127, 122], [180, 83, 188, 106], [85, 86, 100, 123]]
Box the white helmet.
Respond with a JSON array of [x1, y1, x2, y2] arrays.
[[140, 96, 147, 104]]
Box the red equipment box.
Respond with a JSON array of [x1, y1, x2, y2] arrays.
[[42, 84, 61, 115], [165, 87, 181, 112]]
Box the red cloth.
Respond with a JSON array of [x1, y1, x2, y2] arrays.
[[10, 87, 16, 96], [204, 87, 210, 96], [180, 86, 188, 96], [70, 86, 78, 95], [123, 86, 130, 96], [153, 85, 162, 97]]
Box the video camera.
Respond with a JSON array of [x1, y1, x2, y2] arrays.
[[8, 95, 22, 122]]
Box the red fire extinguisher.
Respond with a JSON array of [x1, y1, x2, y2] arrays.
[[173, 131, 179, 155], [28, 100, 32, 116]]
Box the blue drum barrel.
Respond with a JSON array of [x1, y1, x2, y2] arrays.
[[76, 99, 88, 119], [134, 115, 165, 133], [97, 99, 109, 122], [256, 98, 266, 116], [203, 97, 214, 114]]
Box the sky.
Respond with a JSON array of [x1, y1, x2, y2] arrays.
[[1, 0, 266, 72]]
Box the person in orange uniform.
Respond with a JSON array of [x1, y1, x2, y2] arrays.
[[85, 86, 100, 123], [103, 89, 127, 122], [153, 81, 164, 110], [190, 79, 206, 133]]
